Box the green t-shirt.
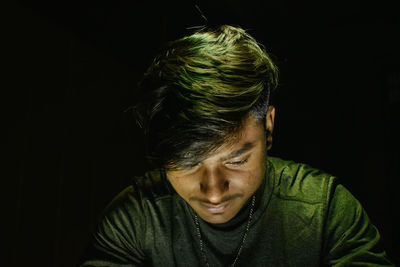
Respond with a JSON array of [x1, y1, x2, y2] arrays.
[[79, 157, 394, 266]]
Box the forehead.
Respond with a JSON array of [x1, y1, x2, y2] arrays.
[[211, 115, 264, 155], [188, 115, 264, 163], [168, 115, 264, 169]]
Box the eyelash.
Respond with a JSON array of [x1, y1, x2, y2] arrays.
[[180, 156, 250, 170], [227, 158, 248, 165]]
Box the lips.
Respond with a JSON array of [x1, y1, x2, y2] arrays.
[[200, 201, 230, 214]]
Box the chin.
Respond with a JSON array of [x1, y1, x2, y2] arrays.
[[196, 207, 238, 224], [201, 214, 233, 224], [192, 197, 245, 224]]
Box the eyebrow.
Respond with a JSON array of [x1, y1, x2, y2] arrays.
[[219, 142, 255, 162]]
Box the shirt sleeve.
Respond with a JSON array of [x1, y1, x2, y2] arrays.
[[78, 186, 149, 267], [322, 184, 395, 266]]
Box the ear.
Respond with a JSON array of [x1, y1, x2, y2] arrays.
[[265, 106, 276, 150]]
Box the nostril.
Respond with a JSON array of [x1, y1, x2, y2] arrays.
[[224, 181, 230, 189], [199, 180, 229, 194]]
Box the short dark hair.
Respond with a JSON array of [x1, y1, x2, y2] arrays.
[[132, 25, 278, 169]]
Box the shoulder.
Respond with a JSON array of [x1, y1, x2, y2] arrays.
[[79, 170, 172, 265], [267, 156, 337, 204], [103, 168, 173, 216], [265, 157, 395, 265], [93, 169, 174, 253]]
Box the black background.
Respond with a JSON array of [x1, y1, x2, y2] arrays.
[[5, 0, 400, 266]]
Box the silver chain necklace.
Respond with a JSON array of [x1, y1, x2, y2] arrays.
[[193, 195, 256, 267]]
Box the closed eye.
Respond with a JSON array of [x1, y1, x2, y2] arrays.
[[227, 158, 249, 165]]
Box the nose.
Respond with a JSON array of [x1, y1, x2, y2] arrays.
[[199, 168, 229, 204]]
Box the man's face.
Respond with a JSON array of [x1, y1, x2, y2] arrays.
[[167, 108, 275, 224]]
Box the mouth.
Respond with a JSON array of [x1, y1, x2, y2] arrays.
[[200, 201, 230, 214]]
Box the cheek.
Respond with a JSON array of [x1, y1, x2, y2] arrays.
[[167, 174, 199, 198], [231, 158, 266, 190], [226, 168, 261, 191]]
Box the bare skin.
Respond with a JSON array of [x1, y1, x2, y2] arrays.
[[167, 107, 275, 224]]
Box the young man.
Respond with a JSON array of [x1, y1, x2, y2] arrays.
[[79, 25, 394, 266]]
